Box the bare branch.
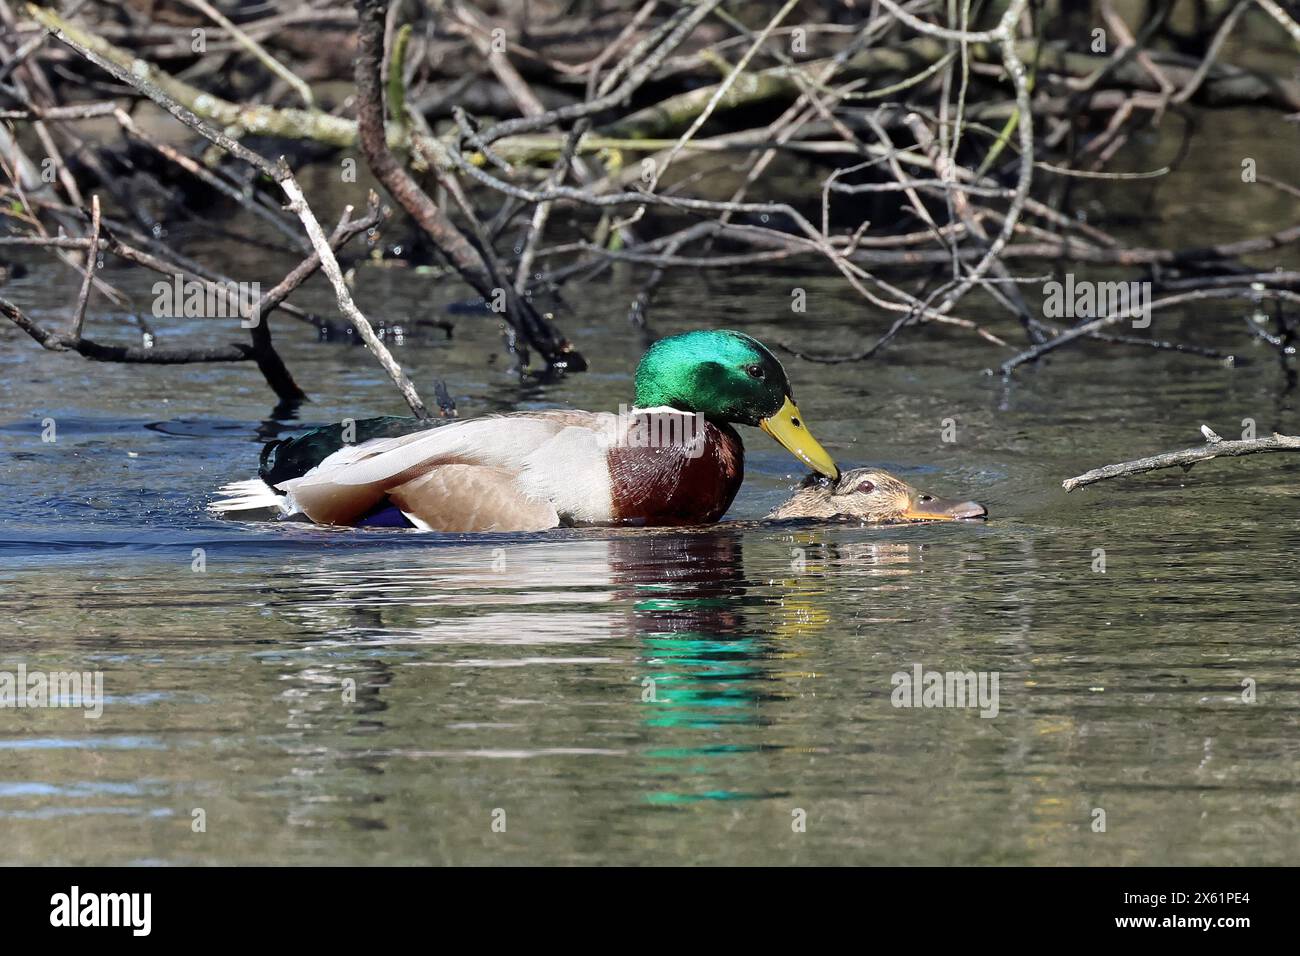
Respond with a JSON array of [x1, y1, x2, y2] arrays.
[[1063, 429, 1300, 492]]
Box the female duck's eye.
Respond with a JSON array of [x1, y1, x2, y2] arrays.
[[745, 364, 765, 379], [856, 480, 876, 494], [918, 494, 933, 502]]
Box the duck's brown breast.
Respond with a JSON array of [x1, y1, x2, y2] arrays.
[[606, 417, 744, 526]]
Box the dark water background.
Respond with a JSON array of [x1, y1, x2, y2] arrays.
[[1, 107, 1297, 865]]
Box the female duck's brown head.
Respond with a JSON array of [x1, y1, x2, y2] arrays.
[[769, 467, 987, 523]]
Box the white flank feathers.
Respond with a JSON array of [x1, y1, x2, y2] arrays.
[[274, 414, 618, 525]]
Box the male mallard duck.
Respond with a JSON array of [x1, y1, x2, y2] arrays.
[[212, 330, 838, 531], [769, 467, 987, 522]]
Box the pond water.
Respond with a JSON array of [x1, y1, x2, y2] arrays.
[[1, 109, 1297, 865]]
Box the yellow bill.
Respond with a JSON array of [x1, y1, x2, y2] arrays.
[[760, 396, 839, 480], [899, 494, 988, 522]]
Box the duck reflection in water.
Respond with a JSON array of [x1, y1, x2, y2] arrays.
[[606, 513, 983, 805], [607, 531, 779, 804]]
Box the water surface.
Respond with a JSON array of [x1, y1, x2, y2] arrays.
[[1, 110, 1297, 865]]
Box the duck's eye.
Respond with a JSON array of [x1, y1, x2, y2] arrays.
[[918, 494, 934, 502], [856, 480, 876, 494], [745, 364, 765, 379]]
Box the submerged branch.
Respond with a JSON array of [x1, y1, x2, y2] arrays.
[[1, 295, 254, 363]]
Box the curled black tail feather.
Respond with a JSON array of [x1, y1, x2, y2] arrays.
[[257, 438, 292, 488]]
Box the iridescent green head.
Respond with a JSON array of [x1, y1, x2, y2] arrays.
[[633, 330, 838, 478]]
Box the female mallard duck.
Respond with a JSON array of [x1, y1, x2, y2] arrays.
[[212, 330, 838, 531], [769, 468, 987, 522]]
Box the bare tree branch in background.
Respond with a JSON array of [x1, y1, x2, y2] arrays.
[[1, 0, 1296, 407]]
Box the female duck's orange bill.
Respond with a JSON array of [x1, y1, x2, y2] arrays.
[[900, 493, 988, 522]]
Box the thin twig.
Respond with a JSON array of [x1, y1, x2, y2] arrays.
[[67, 192, 98, 342], [1000, 287, 1300, 374], [179, 0, 315, 108]]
